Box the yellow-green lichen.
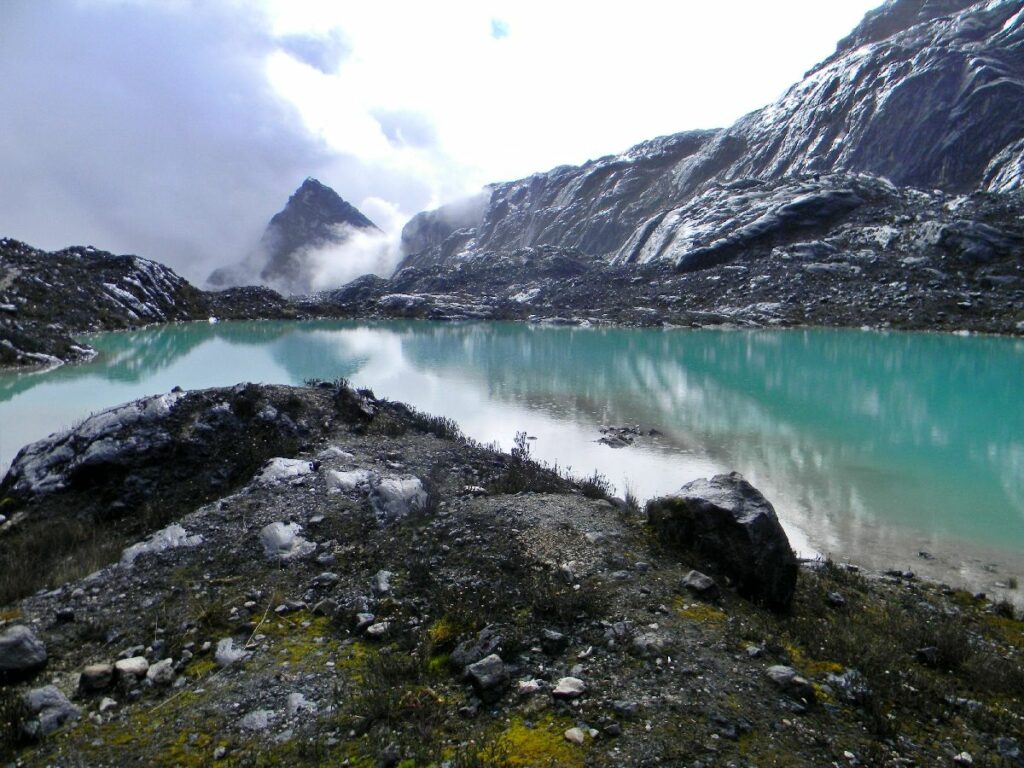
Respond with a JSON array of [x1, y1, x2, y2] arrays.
[[674, 596, 728, 625], [491, 716, 586, 768], [427, 615, 461, 647], [784, 643, 844, 677]]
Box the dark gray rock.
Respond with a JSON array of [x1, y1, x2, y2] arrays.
[[465, 654, 508, 702], [79, 663, 115, 694], [765, 665, 816, 705], [450, 626, 504, 671], [681, 569, 719, 599], [0, 625, 47, 679], [392, 0, 1024, 278], [23, 685, 80, 737], [647, 472, 798, 610], [540, 629, 568, 655]]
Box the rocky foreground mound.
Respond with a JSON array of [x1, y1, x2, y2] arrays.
[[1, 382, 1022, 766]]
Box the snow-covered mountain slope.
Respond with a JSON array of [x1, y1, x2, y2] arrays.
[[398, 0, 1024, 272]]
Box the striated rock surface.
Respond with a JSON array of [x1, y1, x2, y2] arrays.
[[398, 0, 1024, 273], [0, 238, 206, 368], [354, 0, 1024, 334]]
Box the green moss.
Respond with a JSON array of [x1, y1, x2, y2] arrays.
[[427, 653, 450, 675], [427, 615, 461, 647], [258, 612, 338, 667], [784, 643, 844, 678], [673, 597, 727, 625], [491, 716, 585, 768], [187, 656, 217, 679], [983, 614, 1024, 647]]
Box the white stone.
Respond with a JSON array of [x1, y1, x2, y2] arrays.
[[214, 638, 248, 667], [552, 677, 586, 699], [371, 476, 427, 521], [121, 524, 203, 566], [99, 697, 118, 713], [318, 446, 354, 460], [146, 658, 175, 686], [114, 656, 149, 679], [254, 458, 314, 485], [564, 727, 586, 745], [517, 679, 542, 695], [325, 468, 377, 493], [260, 522, 316, 561], [239, 709, 275, 731], [287, 692, 317, 716]]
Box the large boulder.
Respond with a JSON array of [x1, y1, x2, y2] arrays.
[[22, 685, 80, 737], [646, 472, 798, 610], [0, 625, 47, 680]]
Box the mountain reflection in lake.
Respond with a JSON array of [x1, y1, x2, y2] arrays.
[[2, 320, 1022, 599]]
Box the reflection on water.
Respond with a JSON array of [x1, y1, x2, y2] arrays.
[[1, 320, 1022, 597]]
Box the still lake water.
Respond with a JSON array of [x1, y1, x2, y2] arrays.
[[2, 320, 1022, 598]]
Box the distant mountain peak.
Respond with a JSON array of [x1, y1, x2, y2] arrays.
[[208, 179, 380, 295]]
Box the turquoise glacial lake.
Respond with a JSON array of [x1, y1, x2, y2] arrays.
[[1, 320, 1022, 598]]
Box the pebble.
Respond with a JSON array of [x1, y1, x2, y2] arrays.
[[114, 657, 149, 680], [99, 697, 118, 713], [564, 727, 586, 745], [79, 663, 115, 693], [682, 569, 719, 598], [366, 622, 390, 638], [826, 591, 847, 608], [239, 709, 274, 731], [370, 570, 392, 596], [214, 638, 248, 667], [517, 679, 542, 695], [146, 658, 176, 686], [553, 677, 586, 700], [765, 665, 816, 704]]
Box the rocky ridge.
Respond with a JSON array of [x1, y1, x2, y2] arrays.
[[0, 383, 1021, 766], [0, 238, 298, 369]]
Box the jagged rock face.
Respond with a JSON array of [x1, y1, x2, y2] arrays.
[[0, 238, 299, 368], [397, 0, 1024, 272], [209, 178, 380, 295], [717, 0, 1024, 192], [0, 238, 207, 367]]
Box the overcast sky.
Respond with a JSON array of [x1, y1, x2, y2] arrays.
[[0, 0, 881, 282]]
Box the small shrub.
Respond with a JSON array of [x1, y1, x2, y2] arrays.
[[623, 483, 642, 515], [0, 687, 29, 760], [577, 469, 612, 500]]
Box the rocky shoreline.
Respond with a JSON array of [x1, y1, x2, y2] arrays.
[[1, 382, 1021, 766]]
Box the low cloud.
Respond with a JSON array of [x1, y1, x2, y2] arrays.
[[278, 29, 351, 74], [304, 226, 399, 293], [0, 1, 452, 285]]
